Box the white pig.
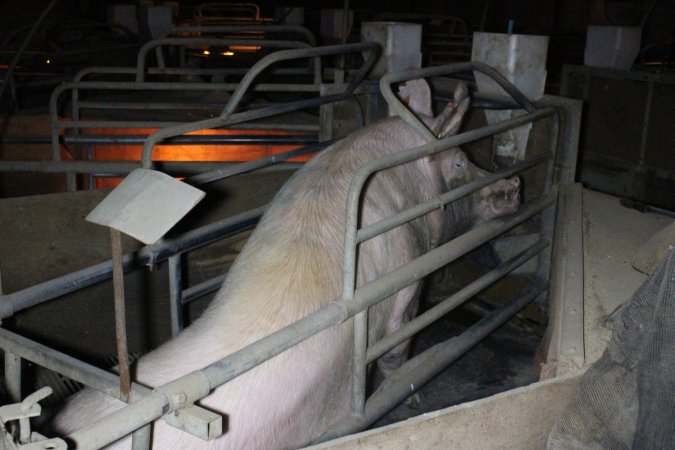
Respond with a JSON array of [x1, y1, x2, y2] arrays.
[[52, 79, 520, 449]]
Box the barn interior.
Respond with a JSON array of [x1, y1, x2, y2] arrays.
[[0, 1, 673, 449]]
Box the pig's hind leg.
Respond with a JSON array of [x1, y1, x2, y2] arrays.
[[373, 282, 426, 408]]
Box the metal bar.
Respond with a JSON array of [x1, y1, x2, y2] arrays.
[[358, 152, 551, 244], [140, 42, 381, 168], [49, 79, 324, 157], [66, 79, 321, 93], [0, 160, 302, 175], [61, 135, 318, 145], [341, 108, 555, 306], [0, 328, 222, 441], [186, 139, 334, 185], [164, 25, 316, 46], [168, 254, 184, 337], [351, 311, 367, 416], [182, 273, 228, 304], [131, 425, 151, 450], [317, 282, 547, 441], [135, 38, 312, 81], [56, 119, 320, 130], [367, 240, 549, 362], [0, 328, 126, 399], [380, 62, 537, 142], [4, 352, 22, 403], [111, 229, 132, 403], [0, 206, 266, 319], [75, 66, 313, 81], [343, 194, 555, 321], [67, 302, 346, 449], [66, 172, 76, 192]]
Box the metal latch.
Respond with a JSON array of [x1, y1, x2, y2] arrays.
[[0, 387, 67, 449]]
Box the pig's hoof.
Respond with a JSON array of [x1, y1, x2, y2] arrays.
[[404, 391, 424, 410]]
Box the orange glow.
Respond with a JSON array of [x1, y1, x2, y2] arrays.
[[85, 128, 315, 188], [228, 45, 261, 52]]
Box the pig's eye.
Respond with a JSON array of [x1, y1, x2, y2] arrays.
[[455, 160, 464, 169]]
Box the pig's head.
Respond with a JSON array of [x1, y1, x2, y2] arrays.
[[440, 150, 521, 226], [398, 79, 521, 234]]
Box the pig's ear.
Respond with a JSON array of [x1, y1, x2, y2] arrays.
[[398, 79, 433, 117], [433, 83, 470, 138]]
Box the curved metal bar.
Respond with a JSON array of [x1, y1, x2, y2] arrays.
[[140, 42, 381, 169], [135, 37, 311, 82], [380, 62, 538, 142]]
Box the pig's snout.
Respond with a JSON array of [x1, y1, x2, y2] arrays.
[[476, 176, 521, 222]]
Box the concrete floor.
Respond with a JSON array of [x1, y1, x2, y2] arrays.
[[582, 189, 673, 364]]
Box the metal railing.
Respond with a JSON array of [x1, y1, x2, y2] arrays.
[[0, 43, 379, 190], [0, 62, 560, 449]]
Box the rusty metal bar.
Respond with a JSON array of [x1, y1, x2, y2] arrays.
[[111, 229, 132, 403]]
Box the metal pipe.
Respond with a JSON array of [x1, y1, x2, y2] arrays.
[[131, 426, 151, 450], [135, 38, 312, 82], [164, 25, 317, 46], [351, 310, 367, 416], [65, 134, 317, 145], [317, 282, 546, 441], [76, 66, 314, 81], [357, 152, 550, 244], [67, 302, 347, 449], [380, 62, 537, 142], [343, 193, 555, 320], [182, 273, 227, 304], [0, 206, 266, 319], [49, 80, 323, 158], [367, 239, 549, 362], [140, 43, 381, 168], [0, 160, 302, 175], [0, 328, 221, 441], [0, 328, 132, 399], [4, 352, 22, 403], [58, 119, 320, 130], [186, 139, 335, 185], [168, 254, 184, 337]]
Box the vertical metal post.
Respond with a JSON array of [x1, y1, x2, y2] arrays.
[[66, 172, 77, 192], [352, 311, 367, 416], [86, 143, 94, 190], [131, 424, 152, 450], [5, 352, 22, 403], [111, 229, 132, 403], [168, 254, 184, 337]]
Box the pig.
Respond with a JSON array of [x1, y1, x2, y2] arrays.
[[51, 79, 520, 449]]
